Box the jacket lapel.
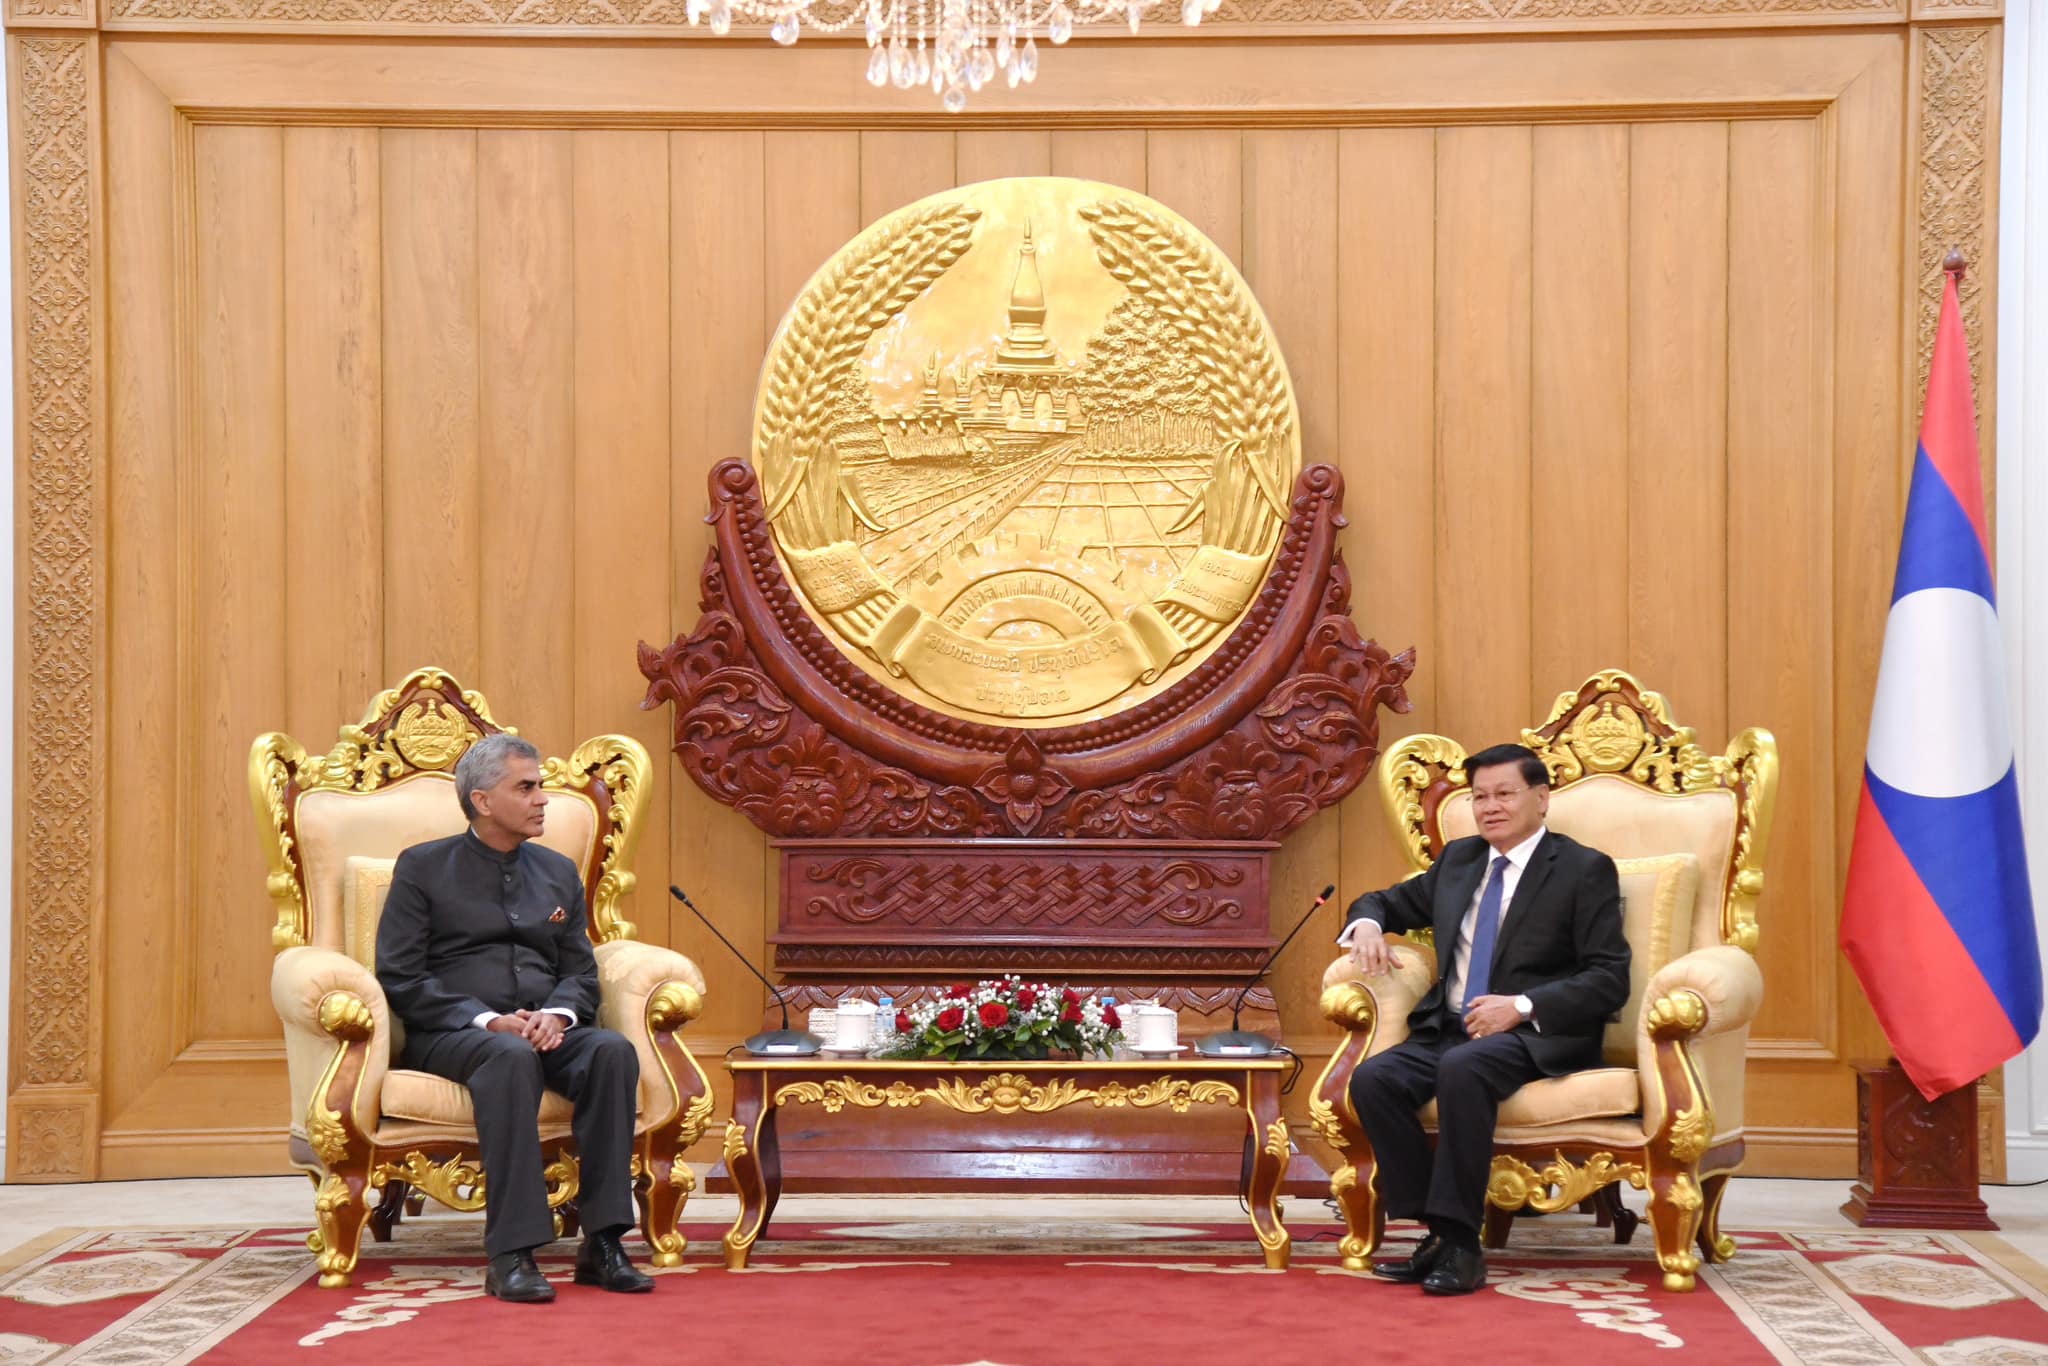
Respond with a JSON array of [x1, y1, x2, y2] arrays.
[[1436, 841, 1487, 956], [1489, 830, 1558, 974]]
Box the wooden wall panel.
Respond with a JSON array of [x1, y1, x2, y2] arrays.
[[1334, 127, 1435, 899], [29, 26, 1963, 1178], [477, 130, 574, 752], [1627, 121, 1731, 745], [669, 129, 769, 1041], [380, 130, 480, 681], [572, 130, 674, 945], [1530, 124, 1630, 709], [189, 125, 285, 1048], [1432, 125, 1533, 746]]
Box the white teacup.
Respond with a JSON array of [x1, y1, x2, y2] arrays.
[[1130, 1003, 1178, 1052], [833, 999, 877, 1051]]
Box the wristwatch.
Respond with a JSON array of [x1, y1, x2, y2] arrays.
[[1513, 994, 1533, 1021]]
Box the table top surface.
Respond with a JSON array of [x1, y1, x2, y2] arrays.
[[726, 1053, 1293, 1073]]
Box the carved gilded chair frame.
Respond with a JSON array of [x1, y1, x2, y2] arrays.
[[1309, 669, 1778, 1291], [252, 667, 714, 1286]]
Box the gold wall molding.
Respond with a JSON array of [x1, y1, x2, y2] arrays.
[[1912, 21, 1997, 437], [6, 32, 101, 1182]]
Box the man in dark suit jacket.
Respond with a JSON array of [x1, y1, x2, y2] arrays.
[[376, 733, 654, 1304], [1338, 743, 1630, 1295]]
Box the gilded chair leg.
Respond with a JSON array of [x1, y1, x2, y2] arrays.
[[313, 1171, 374, 1289], [1695, 1172, 1736, 1263], [1329, 1152, 1383, 1270], [1646, 1163, 1705, 1292], [640, 1155, 690, 1269]]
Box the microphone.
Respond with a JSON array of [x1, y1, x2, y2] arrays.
[[1195, 883, 1337, 1058], [670, 886, 822, 1056]]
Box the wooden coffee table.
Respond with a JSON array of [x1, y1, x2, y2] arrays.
[[719, 1056, 1295, 1269]]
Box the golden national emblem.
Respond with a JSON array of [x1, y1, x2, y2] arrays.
[[753, 177, 1303, 726]]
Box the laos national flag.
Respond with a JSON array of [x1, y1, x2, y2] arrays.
[[1841, 268, 2041, 1101]]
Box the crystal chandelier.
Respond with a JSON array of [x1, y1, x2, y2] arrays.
[[680, 0, 1224, 111]]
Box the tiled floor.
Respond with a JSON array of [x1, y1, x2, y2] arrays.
[[8, 1174, 2048, 1266]]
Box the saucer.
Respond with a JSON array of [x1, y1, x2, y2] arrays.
[[819, 1045, 873, 1058], [1128, 1044, 1189, 1058]]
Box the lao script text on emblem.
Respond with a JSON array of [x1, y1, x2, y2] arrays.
[[752, 177, 1302, 726]]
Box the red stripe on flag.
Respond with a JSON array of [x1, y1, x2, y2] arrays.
[[1919, 271, 1991, 556], [1841, 781, 2022, 1100]]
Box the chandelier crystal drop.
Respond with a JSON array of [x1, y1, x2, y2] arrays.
[[685, 0, 1225, 109]]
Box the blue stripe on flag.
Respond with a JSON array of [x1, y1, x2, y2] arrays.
[[1867, 765, 2042, 1045], [1891, 446, 1996, 605]]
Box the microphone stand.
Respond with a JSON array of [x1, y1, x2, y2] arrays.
[[670, 885, 822, 1056], [1194, 883, 1337, 1058]]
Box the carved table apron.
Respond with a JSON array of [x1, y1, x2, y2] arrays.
[[720, 1057, 1294, 1270]]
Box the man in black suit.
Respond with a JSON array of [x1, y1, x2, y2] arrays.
[[375, 733, 654, 1304], [1338, 743, 1630, 1295]]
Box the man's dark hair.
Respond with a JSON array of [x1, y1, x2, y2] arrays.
[[1464, 743, 1549, 789]]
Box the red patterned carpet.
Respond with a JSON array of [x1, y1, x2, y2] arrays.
[[6, 1215, 2048, 1364]]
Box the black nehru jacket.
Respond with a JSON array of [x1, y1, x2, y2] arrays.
[[375, 830, 599, 1036]]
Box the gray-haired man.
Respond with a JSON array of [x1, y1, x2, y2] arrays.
[[375, 733, 653, 1303]]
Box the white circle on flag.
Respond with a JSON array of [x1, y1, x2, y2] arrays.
[[1865, 586, 2013, 798]]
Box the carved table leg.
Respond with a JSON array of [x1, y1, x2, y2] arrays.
[[1244, 1069, 1291, 1270], [722, 1077, 776, 1270]]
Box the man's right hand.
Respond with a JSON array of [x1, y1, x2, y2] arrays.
[[485, 1014, 531, 1038], [1349, 933, 1403, 977]]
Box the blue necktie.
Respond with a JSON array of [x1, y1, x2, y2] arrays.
[[1463, 854, 1511, 1012]]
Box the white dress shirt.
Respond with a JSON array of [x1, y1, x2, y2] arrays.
[[1337, 827, 1549, 1013]]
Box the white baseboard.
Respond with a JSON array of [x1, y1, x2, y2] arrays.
[[2001, 1134, 2048, 1185]]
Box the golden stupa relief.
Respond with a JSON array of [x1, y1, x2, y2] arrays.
[[753, 177, 1301, 726]]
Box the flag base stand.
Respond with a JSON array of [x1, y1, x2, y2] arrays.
[[1841, 1058, 1996, 1229]]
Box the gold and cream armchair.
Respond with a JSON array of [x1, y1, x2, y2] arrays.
[[253, 668, 712, 1288], [1310, 670, 1776, 1291]]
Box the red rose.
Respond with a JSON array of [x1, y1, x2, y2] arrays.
[[895, 1010, 913, 1033], [1061, 987, 1081, 1005], [1104, 1006, 1121, 1030], [1017, 987, 1038, 1009], [1061, 1002, 1083, 1024], [946, 984, 972, 999], [979, 1002, 1010, 1028], [936, 1007, 966, 1032]]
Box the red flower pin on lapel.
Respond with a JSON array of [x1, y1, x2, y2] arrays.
[[548, 906, 567, 924]]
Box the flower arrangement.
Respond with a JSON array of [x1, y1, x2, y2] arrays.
[[883, 976, 1124, 1061]]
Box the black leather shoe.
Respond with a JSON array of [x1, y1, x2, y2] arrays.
[[1421, 1242, 1487, 1295], [575, 1230, 655, 1293], [485, 1250, 556, 1303], [1370, 1232, 1445, 1283]]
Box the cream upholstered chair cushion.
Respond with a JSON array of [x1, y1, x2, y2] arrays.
[[341, 856, 396, 972], [381, 1071, 576, 1126], [1607, 853, 1699, 1063]]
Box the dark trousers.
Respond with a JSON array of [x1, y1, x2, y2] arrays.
[[1346, 1019, 1546, 1235], [401, 1025, 640, 1257]]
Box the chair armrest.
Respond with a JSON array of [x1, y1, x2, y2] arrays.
[[1319, 936, 1437, 1055], [595, 940, 709, 1132], [271, 947, 391, 1144], [1636, 945, 1764, 1146]]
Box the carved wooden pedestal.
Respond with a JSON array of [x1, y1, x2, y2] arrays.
[[1841, 1059, 1996, 1230]]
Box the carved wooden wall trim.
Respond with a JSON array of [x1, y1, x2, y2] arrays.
[[7, 31, 104, 1181], [77, 0, 1910, 33], [1912, 21, 1998, 442]]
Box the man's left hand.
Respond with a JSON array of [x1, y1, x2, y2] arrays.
[[519, 1010, 568, 1053], [1463, 995, 1525, 1039]]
